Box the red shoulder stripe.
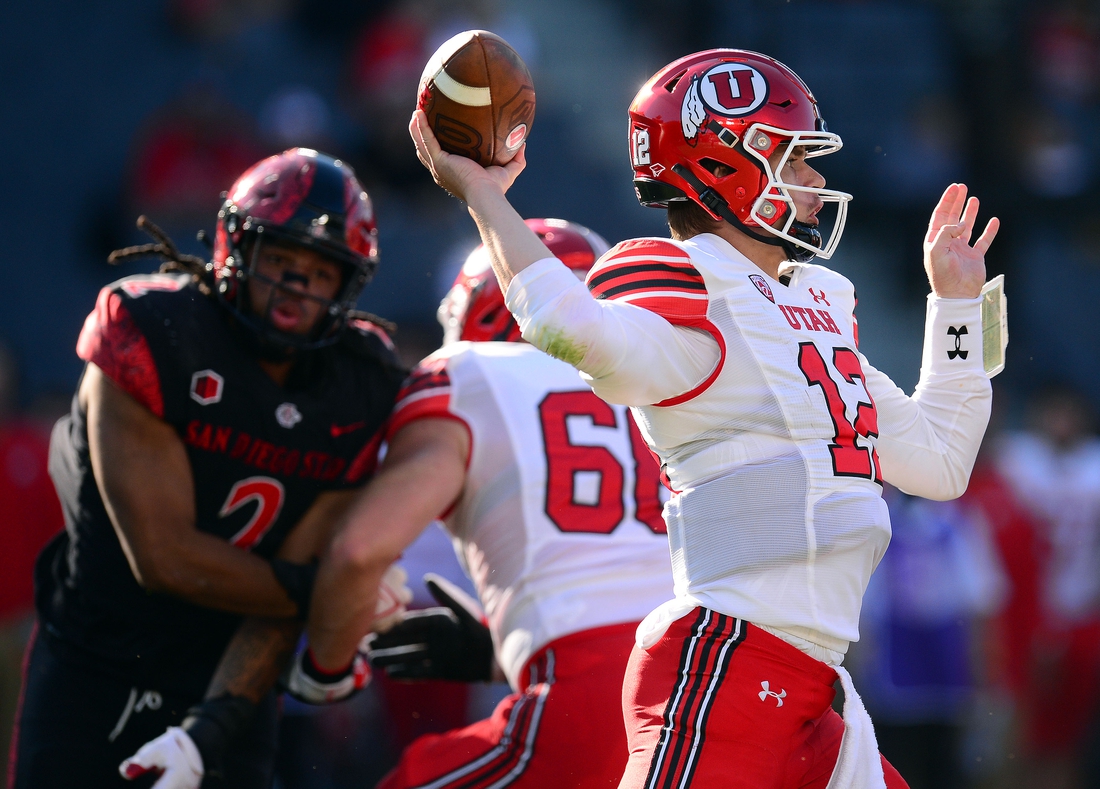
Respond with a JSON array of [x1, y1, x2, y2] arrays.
[[76, 289, 164, 418], [599, 237, 690, 261], [586, 241, 707, 312], [622, 294, 708, 323], [394, 361, 451, 403], [384, 392, 458, 443], [589, 264, 706, 300], [384, 358, 464, 443]]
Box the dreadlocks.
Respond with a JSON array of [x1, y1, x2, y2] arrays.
[[107, 216, 211, 280]]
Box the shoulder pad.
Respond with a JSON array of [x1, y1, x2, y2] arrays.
[[340, 319, 403, 370], [110, 272, 194, 302], [586, 237, 708, 326]]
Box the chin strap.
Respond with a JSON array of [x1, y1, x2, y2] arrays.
[[670, 164, 818, 263], [787, 222, 822, 263]]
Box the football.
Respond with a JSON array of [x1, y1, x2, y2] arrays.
[[417, 30, 535, 167]]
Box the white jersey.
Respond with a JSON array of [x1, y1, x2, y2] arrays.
[[387, 342, 674, 689], [505, 233, 992, 655]]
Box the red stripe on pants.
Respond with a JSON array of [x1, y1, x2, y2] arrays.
[[620, 610, 910, 789]]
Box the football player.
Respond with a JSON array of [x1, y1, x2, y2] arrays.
[[11, 149, 409, 788], [122, 218, 676, 789], [410, 50, 1001, 788]]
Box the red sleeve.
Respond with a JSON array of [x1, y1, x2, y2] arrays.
[[75, 288, 164, 418], [585, 239, 709, 327], [383, 357, 468, 443]]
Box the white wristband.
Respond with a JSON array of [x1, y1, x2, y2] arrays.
[[922, 295, 984, 374]]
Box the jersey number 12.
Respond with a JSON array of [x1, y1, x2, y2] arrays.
[[798, 342, 882, 483]]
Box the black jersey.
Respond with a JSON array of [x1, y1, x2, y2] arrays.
[[38, 272, 405, 696]]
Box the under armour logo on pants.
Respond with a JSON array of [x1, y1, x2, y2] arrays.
[[758, 681, 786, 707]]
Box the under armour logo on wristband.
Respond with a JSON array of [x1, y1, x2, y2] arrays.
[[947, 326, 969, 360], [758, 681, 787, 707]]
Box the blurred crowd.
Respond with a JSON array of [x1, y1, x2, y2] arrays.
[[2, 0, 1100, 786]]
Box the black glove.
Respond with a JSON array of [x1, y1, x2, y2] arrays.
[[179, 694, 256, 779], [367, 573, 494, 682]]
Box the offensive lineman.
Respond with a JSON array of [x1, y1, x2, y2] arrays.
[[12, 149, 407, 788], [121, 218, 676, 789], [410, 50, 1000, 788]]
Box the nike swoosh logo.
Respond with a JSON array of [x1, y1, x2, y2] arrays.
[[330, 421, 367, 438]]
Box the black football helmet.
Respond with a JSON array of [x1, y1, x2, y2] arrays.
[[212, 148, 380, 350]]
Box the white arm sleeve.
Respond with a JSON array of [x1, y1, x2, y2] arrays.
[[504, 258, 720, 406], [870, 295, 992, 500]]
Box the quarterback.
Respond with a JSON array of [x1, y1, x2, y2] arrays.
[[410, 50, 1000, 788], [11, 149, 407, 788]]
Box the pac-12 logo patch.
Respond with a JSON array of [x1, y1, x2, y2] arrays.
[[190, 370, 224, 405], [749, 274, 775, 303]]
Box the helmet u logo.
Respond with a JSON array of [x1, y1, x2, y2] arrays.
[[707, 70, 756, 111]]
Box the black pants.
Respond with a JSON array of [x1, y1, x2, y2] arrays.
[[10, 627, 278, 789]]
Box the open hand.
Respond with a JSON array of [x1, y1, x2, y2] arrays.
[[409, 109, 526, 203], [923, 183, 1000, 299]]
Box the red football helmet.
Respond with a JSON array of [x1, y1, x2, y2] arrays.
[[629, 50, 851, 261], [438, 218, 610, 344], [212, 148, 380, 348]]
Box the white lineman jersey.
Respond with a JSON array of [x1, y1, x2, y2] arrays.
[[387, 342, 675, 689]]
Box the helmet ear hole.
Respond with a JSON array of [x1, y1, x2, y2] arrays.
[[698, 158, 736, 178]]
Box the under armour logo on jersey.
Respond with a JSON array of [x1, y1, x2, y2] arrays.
[[275, 402, 303, 428], [947, 326, 969, 360], [759, 681, 787, 707], [809, 288, 830, 306]]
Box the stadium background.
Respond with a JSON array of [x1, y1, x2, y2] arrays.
[[1, 1, 1099, 788]]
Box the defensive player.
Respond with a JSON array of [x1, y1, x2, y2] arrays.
[[122, 218, 676, 789], [409, 50, 1000, 788], [11, 149, 407, 788]]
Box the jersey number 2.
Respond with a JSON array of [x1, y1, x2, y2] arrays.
[[219, 476, 286, 549], [798, 343, 881, 483], [539, 391, 666, 535]]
